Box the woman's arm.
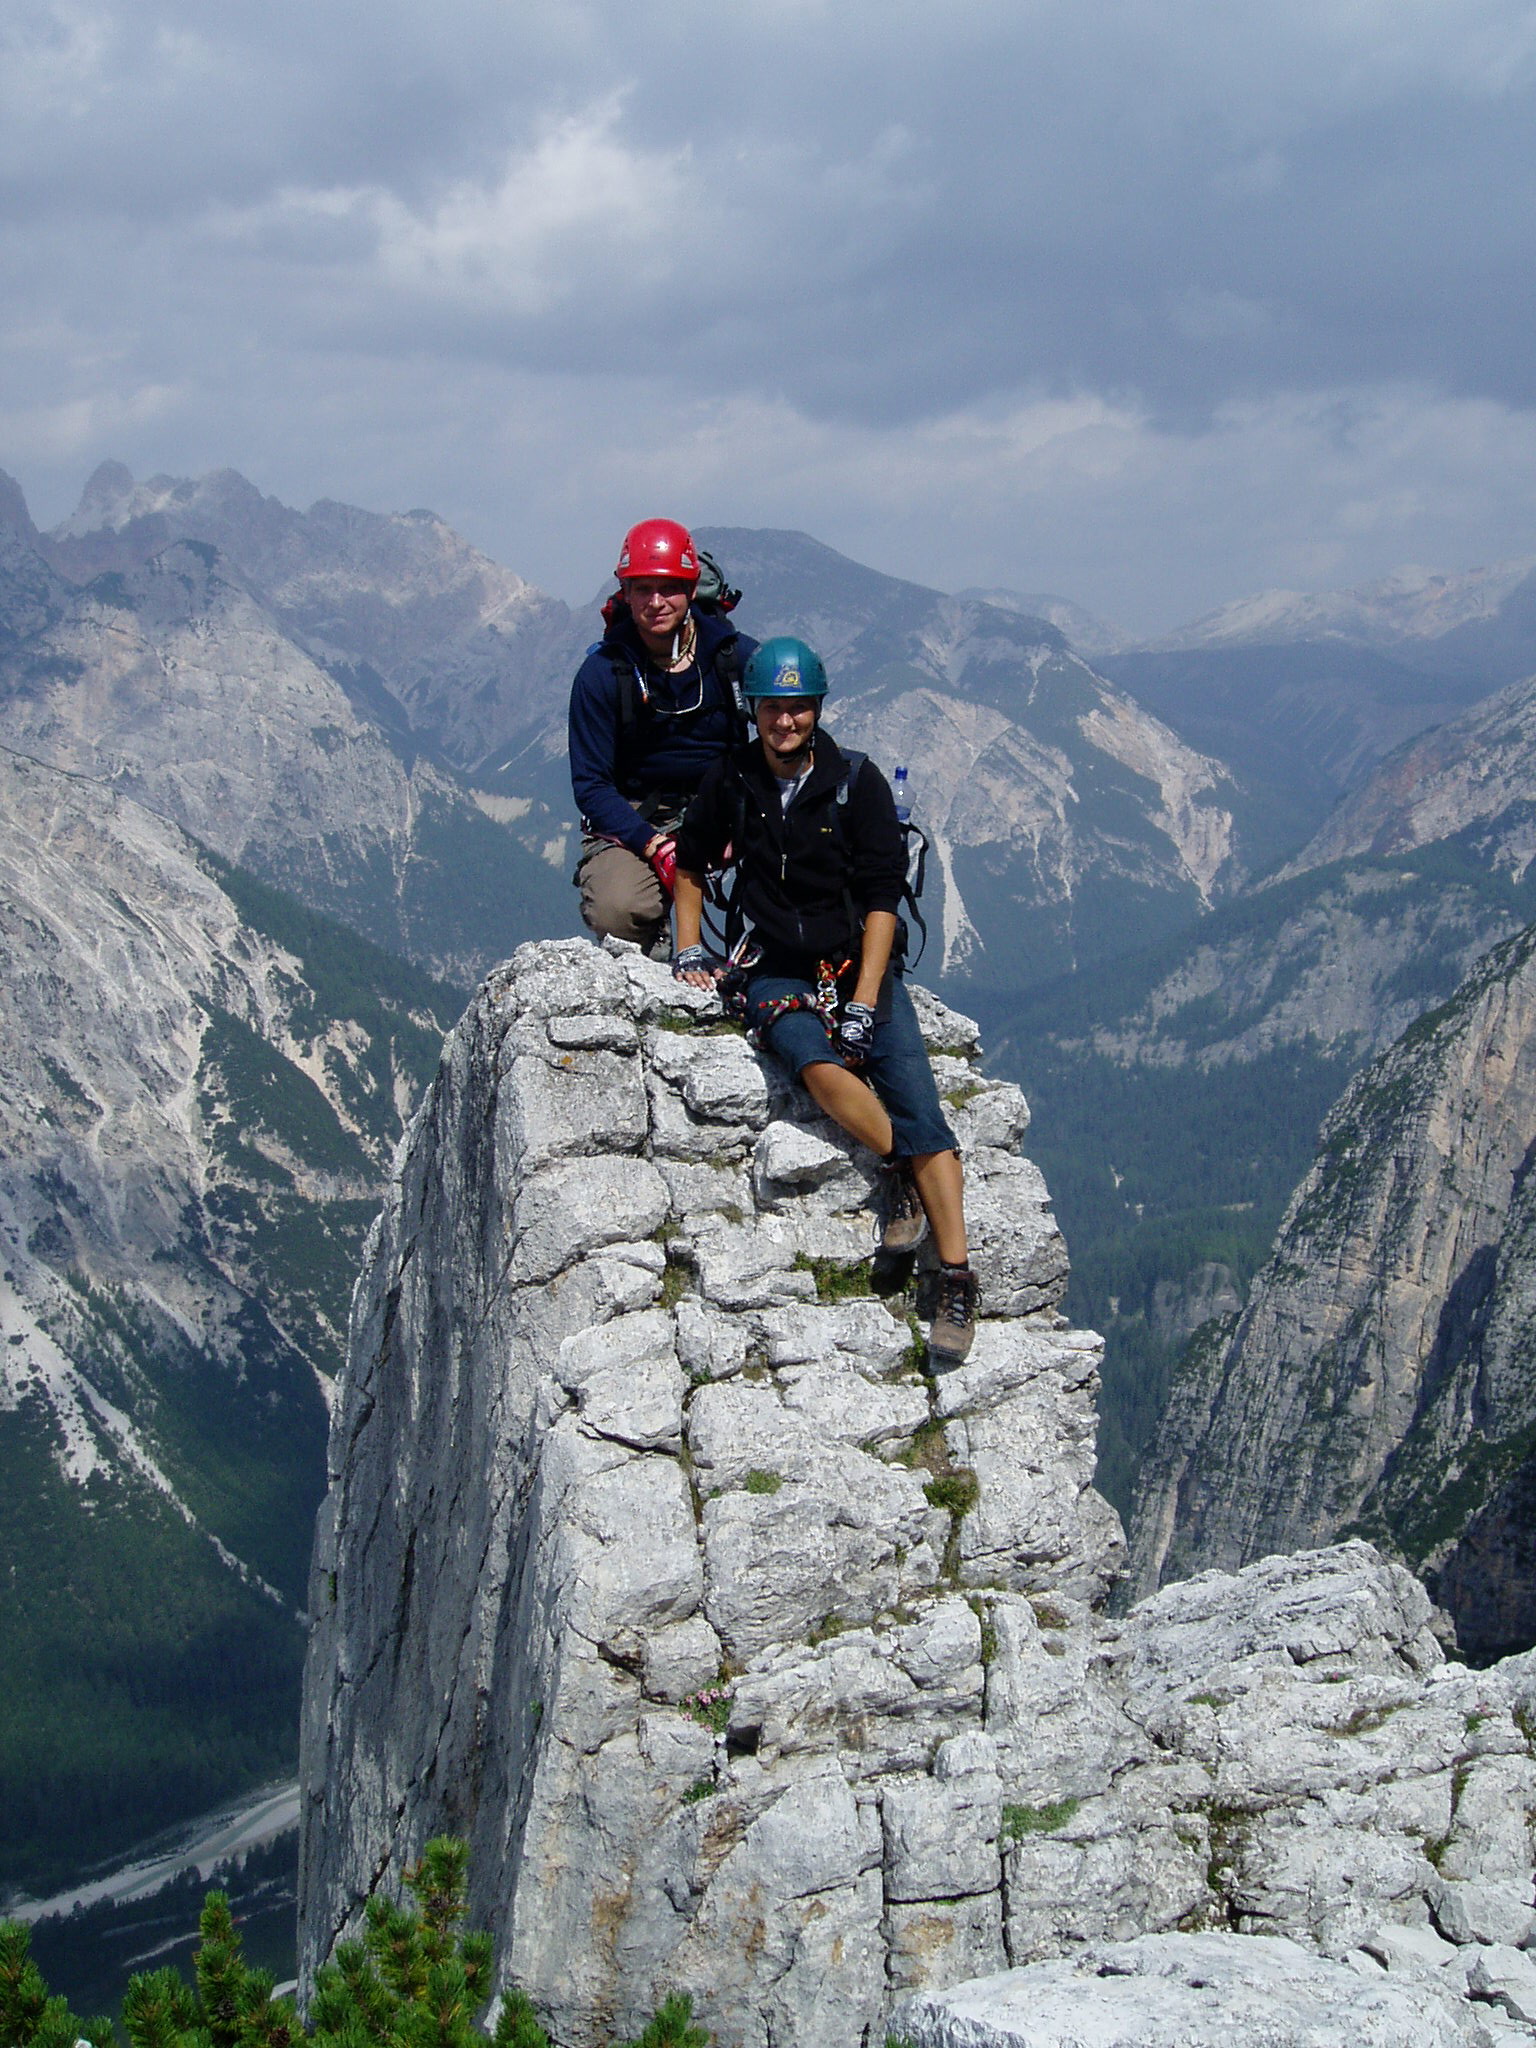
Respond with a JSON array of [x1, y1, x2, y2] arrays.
[[852, 909, 897, 1007], [671, 869, 723, 986]]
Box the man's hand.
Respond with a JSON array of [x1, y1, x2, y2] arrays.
[[646, 836, 678, 895], [838, 1001, 877, 1066], [673, 943, 724, 988]]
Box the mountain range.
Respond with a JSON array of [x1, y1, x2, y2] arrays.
[[706, 527, 1245, 987], [1127, 918, 1536, 1664], [0, 736, 460, 1893], [7, 457, 1536, 1900], [0, 470, 576, 988], [1, 468, 1270, 997], [1096, 552, 1536, 877]]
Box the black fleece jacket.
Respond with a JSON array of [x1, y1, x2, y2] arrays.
[[676, 731, 906, 966]]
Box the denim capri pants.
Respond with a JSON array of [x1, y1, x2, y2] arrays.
[[746, 972, 959, 1160]]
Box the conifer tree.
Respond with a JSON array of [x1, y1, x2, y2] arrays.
[[0, 1840, 708, 2048], [0, 1923, 114, 2048]]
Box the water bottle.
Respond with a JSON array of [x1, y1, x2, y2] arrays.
[[892, 765, 912, 823]]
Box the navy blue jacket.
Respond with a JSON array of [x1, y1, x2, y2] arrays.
[[677, 732, 907, 967], [568, 608, 757, 857]]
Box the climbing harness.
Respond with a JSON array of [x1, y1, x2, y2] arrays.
[[736, 953, 854, 1050]]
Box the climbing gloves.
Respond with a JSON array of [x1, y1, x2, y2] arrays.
[[838, 1001, 877, 1066], [673, 944, 723, 982]]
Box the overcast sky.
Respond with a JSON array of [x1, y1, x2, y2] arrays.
[[4, 0, 1536, 632]]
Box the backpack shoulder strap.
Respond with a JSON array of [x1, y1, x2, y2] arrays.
[[607, 644, 643, 732], [712, 635, 749, 729], [833, 751, 933, 967]]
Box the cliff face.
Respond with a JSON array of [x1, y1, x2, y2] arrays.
[[298, 939, 1117, 2041], [1279, 669, 1536, 882], [1127, 923, 1536, 1655], [0, 741, 460, 1886], [301, 940, 1536, 2048]]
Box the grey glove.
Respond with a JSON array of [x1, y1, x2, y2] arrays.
[[838, 1001, 877, 1065], [673, 944, 723, 982]]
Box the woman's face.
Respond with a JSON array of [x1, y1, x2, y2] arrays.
[[754, 696, 818, 772]]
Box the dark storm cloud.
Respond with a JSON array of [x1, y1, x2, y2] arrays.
[[5, 0, 1536, 627]]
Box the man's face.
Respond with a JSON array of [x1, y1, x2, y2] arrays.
[[625, 576, 692, 652], [754, 696, 818, 773]]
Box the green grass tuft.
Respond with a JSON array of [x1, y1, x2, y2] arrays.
[[792, 1252, 874, 1302], [923, 1472, 980, 1517], [1000, 1797, 1080, 1842]]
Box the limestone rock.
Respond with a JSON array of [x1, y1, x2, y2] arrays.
[[893, 1932, 1497, 2046], [299, 938, 1536, 2048], [1128, 921, 1536, 1663], [299, 938, 1108, 2046]]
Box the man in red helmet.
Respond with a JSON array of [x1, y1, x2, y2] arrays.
[[568, 518, 757, 956]]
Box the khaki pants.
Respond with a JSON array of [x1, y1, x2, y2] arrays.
[[575, 836, 672, 957]]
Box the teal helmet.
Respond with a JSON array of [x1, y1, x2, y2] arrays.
[[743, 635, 829, 705]]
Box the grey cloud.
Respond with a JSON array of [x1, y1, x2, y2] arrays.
[[5, 0, 1536, 628], [7, 0, 1536, 423]]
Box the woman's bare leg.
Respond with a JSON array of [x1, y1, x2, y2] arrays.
[[910, 1149, 967, 1266], [800, 1059, 894, 1155]]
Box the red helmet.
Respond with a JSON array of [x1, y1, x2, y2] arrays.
[[615, 517, 699, 585]]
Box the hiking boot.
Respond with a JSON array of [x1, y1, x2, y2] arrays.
[[928, 1264, 981, 1366], [878, 1159, 928, 1254]]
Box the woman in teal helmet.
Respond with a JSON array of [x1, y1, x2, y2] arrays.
[[672, 636, 980, 1364]]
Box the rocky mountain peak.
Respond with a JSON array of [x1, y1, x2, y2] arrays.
[[299, 938, 1536, 2047], [66, 458, 137, 532], [55, 461, 274, 541], [0, 468, 37, 542], [1154, 556, 1536, 654], [40, 463, 573, 772]]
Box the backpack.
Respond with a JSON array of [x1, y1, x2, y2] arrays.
[[692, 549, 742, 616], [710, 751, 929, 968]]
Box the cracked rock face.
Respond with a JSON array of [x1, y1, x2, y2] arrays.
[[297, 938, 1111, 2043], [894, 1931, 1494, 2047], [299, 939, 1536, 2048]]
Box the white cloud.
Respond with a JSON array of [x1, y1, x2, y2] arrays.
[[0, 383, 183, 466], [372, 102, 690, 314], [217, 99, 700, 321]]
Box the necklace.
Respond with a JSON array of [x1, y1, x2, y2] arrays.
[[642, 621, 704, 716], [666, 619, 698, 673]]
